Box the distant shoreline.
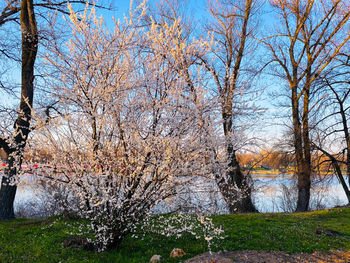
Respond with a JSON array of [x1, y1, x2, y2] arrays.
[[249, 169, 348, 176]]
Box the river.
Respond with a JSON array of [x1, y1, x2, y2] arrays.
[[6, 173, 350, 216], [252, 174, 349, 212]]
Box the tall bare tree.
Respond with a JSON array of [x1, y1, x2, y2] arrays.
[[0, 0, 111, 220], [313, 52, 350, 204], [263, 0, 350, 211], [197, 0, 259, 212], [0, 0, 38, 220]]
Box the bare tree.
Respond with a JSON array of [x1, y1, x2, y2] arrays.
[[0, 0, 111, 220], [313, 52, 350, 204], [196, 0, 261, 213], [263, 0, 350, 211], [0, 0, 38, 220]]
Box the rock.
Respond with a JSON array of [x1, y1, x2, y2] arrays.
[[149, 254, 162, 263], [185, 251, 234, 263], [170, 248, 186, 258]]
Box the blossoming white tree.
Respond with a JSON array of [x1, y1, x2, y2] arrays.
[[35, 1, 222, 250]]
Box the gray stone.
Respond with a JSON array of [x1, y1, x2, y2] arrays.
[[149, 254, 162, 263]]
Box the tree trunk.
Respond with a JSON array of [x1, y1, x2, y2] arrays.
[[217, 107, 257, 213], [0, 181, 17, 219], [333, 159, 350, 204], [0, 0, 37, 220], [0, 156, 17, 219], [292, 80, 312, 212], [226, 145, 257, 213], [314, 144, 350, 204], [347, 143, 350, 187], [296, 87, 312, 212], [338, 94, 350, 187], [295, 161, 311, 211], [328, 82, 350, 188]]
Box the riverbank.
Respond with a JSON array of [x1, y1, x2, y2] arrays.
[[1, 208, 350, 262], [250, 169, 349, 176]]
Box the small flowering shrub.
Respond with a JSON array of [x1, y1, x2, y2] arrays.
[[133, 213, 226, 251], [35, 1, 217, 252]]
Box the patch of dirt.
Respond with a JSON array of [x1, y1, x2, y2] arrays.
[[62, 237, 94, 251], [185, 250, 350, 263]]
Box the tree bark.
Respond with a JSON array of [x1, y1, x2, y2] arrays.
[[291, 81, 312, 212], [0, 153, 20, 219], [219, 102, 257, 213], [0, 0, 37, 220], [296, 82, 312, 211], [295, 162, 311, 212], [226, 144, 257, 213]]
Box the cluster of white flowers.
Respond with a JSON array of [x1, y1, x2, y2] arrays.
[[132, 212, 226, 251]]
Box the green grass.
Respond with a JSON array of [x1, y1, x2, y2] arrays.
[[1, 208, 350, 262]]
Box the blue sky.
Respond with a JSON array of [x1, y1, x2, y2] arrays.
[[0, 0, 283, 148], [101, 0, 220, 26]]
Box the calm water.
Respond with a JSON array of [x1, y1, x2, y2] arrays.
[[252, 174, 349, 212], [6, 173, 350, 215]]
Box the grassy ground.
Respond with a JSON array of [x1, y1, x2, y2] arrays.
[[1, 208, 350, 262]]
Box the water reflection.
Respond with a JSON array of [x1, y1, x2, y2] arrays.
[[253, 174, 349, 212], [3, 173, 350, 215]]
